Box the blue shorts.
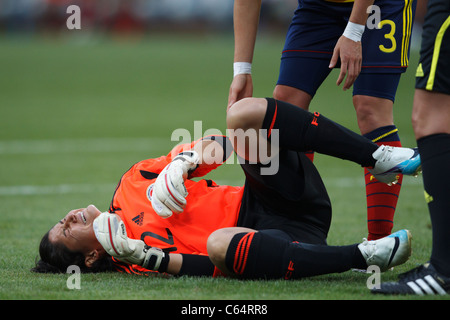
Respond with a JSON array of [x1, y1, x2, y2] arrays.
[[277, 0, 416, 100], [278, 57, 401, 101]]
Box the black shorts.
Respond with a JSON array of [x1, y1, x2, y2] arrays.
[[415, 0, 450, 95], [235, 99, 332, 245]]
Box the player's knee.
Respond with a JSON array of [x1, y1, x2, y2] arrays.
[[272, 86, 289, 102], [411, 114, 432, 139], [226, 98, 267, 131], [273, 85, 311, 109], [353, 95, 394, 133], [411, 97, 428, 138], [207, 229, 231, 267], [208, 228, 254, 274], [411, 108, 422, 137], [354, 101, 376, 126]]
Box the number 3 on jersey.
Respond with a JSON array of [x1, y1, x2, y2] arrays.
[[378, 19, 396, 53]]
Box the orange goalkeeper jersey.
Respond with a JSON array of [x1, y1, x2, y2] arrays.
[[109, 138, 244, 274]]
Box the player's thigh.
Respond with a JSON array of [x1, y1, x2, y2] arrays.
[[227, 97, 267, 132], [276, 56, 332, 105], [278, 0, 344, 102]]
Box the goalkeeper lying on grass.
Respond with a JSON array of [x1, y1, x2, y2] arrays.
[[33, 97, 421, 281]]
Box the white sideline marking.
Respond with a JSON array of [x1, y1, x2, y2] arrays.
[[0, 177, 422, 196], [0, 183, 117, 196]]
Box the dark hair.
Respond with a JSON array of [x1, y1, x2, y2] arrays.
[[31, 230, 114, 273]]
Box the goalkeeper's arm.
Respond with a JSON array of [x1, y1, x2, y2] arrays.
[[94, 212, 215, 276], [185, 135, 234, 178], [151, 136, 233, 218]]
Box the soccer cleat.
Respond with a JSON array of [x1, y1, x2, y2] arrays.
[[372, 263, 450, 295], [368, 146, 421, 185], [358, 229, 412, 272]]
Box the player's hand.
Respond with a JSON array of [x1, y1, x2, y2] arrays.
[[93, 212, 165, 269], [151, 151, 199, 218], [329, 35, 362, 91], [227, 74, 253, 111]]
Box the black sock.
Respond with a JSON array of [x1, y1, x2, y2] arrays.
[[262, 98, 378, 167], [178, 254, 215, 276], [417, 133, 450, 277], [225, 231, 366, 279], [151, 253, 215, 276]]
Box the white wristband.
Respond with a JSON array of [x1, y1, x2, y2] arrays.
[[233, 62, 252, 77], [343, 21, 365, 42]]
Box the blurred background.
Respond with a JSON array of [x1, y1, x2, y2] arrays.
[[0, 0, 296, 36], [0, 0, 428, 37]]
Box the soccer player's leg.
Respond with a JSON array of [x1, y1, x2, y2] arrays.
[[208, 228, 365, 279], [410, 16, 450, 285], [273, 0, 342, 162], [227, 98, 420, 176], [352, 0, 416, 239], [353, 73, 405, 240], [352, 77, 423, 240], [208, 228, 412, 279], [373, 0, 450, 295], [274, 57, 331, 163], [413, 93, 450, 279]]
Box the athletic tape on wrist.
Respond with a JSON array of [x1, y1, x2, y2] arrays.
[[233, 62, 252, 77], [343, 21, 365, 42]]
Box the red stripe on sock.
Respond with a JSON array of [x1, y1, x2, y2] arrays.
[[233, 232, 255, 275], [366, 140, 403, 240]]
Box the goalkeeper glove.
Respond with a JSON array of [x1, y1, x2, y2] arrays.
[[93, 212, 166, 271], [151, 151, 199, 218]]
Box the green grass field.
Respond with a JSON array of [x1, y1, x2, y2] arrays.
[[0, 33, 447, 302]]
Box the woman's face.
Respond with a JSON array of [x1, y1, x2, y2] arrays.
[[48, 204, 104, 256]]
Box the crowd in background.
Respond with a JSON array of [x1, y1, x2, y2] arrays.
[[0, 0, 428, 37], [0, 0, 298, 35]]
